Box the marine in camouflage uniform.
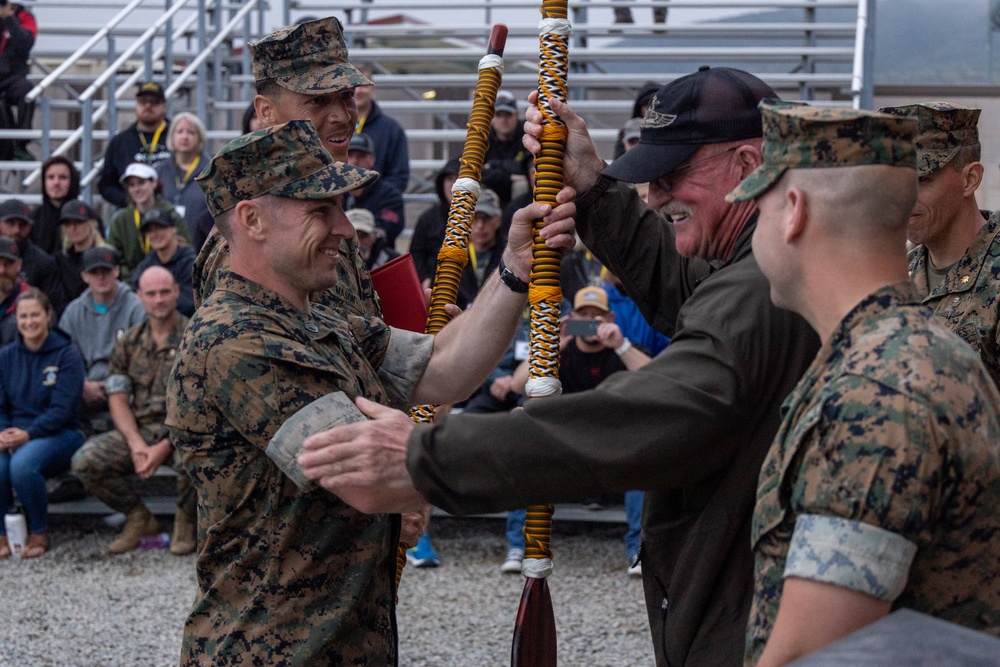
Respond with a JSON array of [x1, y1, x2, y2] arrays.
[[166, 121, 435, 666], [70, 298, 195, 552], [727, 101, 1000, 665], [193, 16, 380, 318], [876, 102, 1000, 387]]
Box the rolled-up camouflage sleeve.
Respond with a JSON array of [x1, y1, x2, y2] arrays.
[[378, 327, 434, 410], [791, 376, 943, 572], [106, 333, 132, 395], [784, 514, 916, 600]]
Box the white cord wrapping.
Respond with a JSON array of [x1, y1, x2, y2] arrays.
[[525, 377, 562, 399], [478, 54, 505, 72], [521, 557, 553, 579], [451, 177, 482, 197], [539, 17, 571, 37]]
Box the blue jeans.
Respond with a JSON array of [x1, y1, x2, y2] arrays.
[[624, 490, 643, 558], [505, 508, 526, 551], [0, 429, 84, 534]]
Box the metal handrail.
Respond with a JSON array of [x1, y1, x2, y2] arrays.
[[295, 0, 860, 11], [25, 0, 147, 103]]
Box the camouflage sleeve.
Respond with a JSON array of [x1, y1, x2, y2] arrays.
[[792, 375, 944, 551], [379, 327, 434, 410], [784, 513, 917, 601], [105, 335, 132, 395]]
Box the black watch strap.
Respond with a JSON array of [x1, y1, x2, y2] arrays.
[[498, 257, 529, 293]]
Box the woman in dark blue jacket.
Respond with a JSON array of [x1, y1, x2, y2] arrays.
[[0, 288, 85, 558]]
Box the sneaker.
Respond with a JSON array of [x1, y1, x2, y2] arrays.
[[500, 548, 524, 574], [406, 533, 440, 568], [627, 554, 642, 577]]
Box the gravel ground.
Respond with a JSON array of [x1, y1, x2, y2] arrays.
[[0, 514, 652, 666]]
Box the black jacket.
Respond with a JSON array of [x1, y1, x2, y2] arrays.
[[408, 178, 819, 667], [18, 238, 63, 313], [32, 161, 84, 256], [98, 121, 172, 207], [345, 178, 405, 247], [0, 5, 35, 80]]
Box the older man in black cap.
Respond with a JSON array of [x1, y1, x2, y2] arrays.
[[98, 81, 171, 208], [296, 67, 820, 667], [0, 199, 60, 307]]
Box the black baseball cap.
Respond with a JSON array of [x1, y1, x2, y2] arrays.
[[139, 207, 175, 232], [0, 235, 19, 261], [348, 133, 375, 155], [136, 81, 166, 101], [0, 198, 32, 223], [604, 66, 776, 184], [59, 199, 100, 223], [82, 246, 121, 272]]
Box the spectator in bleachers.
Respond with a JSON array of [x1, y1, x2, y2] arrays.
[[132, 208, 195, 317], [32, 156, 84, 256], [501, 158, 533, 243], [503, 286, 652, 575], [155, 112, 211, 238], [0, 235, 29, 345], [410, 156, 459, 286], [456, 188, 504, 309], [108, 162, 190, 282], [354, 65, 410, 194], [58, 247, 146, 431], [560, 241, 605, 305], [0, 199, 61, 308], [0, 2, 36, 162], [348, 208, 398, 271], [98, 82, 172, 208], [346, 133, 405, 246], [482, 90, 531, 210], [54, 200, 106, 307], [72, 266, 195, 556], [0, 288, 84, 559]]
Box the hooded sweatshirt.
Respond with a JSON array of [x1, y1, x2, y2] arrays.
[[0, 327, 84, 438], [31, 159, 83, 256], [58, 281, 147, 381]]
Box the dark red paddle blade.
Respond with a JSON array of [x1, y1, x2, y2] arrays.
[[511, 577, 557, 666]]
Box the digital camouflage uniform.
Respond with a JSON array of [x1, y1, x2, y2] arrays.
[[71, 314, 195, 519], [876, 103, 1000, 387], [167, 120, 434, 666], [192, 16, 379, 318], [728, 102, 1000, 664]]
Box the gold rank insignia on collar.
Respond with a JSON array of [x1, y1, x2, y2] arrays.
[[961, 276, 971, 284]]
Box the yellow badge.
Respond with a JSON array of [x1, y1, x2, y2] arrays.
[[960, 276, 970, 284], [42, 366, 59, 386]]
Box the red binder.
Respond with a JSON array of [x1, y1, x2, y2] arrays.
[[370, 252, 428, 333]]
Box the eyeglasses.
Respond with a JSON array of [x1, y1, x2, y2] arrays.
[[652, 146, 738, 193]]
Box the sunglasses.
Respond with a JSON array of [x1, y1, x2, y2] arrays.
[[652, 146, 738, 193]]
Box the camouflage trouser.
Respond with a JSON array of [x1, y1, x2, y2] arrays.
[[70, 424, 196, 519]]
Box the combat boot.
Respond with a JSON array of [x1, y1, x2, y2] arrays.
[[169, 510, 196, 556], [108, 504, 159, 554]]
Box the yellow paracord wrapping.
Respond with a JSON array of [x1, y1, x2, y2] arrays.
[[395, 57, 505, 596], [523, 0, 570, 569]]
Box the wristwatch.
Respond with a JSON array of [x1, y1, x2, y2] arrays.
[[498, 257, 529, 293]]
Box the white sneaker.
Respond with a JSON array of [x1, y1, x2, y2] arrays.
[[628, 555, 642, 577], [501, 548, 524, 574]]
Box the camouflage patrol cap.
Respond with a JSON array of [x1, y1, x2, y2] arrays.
[[197, 119, 378, 217], [727, 100, 917, 202], [249, 17, 372, 95], [876, 102, 980, 177]]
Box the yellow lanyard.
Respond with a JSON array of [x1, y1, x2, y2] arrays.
[[468, 245, 478, 275], [175, 156, 200, 192], [355, 115, 368, 134], [134, 207, 150, 253], [138, 121, 167, 155]]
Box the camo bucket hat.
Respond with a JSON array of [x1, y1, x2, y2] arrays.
[[727, 100, 917, 202], [197, 119, 378, 216], [250, 17, 372, 95], [877, 102, 980, 177]]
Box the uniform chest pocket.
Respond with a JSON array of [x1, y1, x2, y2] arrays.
[[752, 403, 824, 548], [260, 333, 358, 401]]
